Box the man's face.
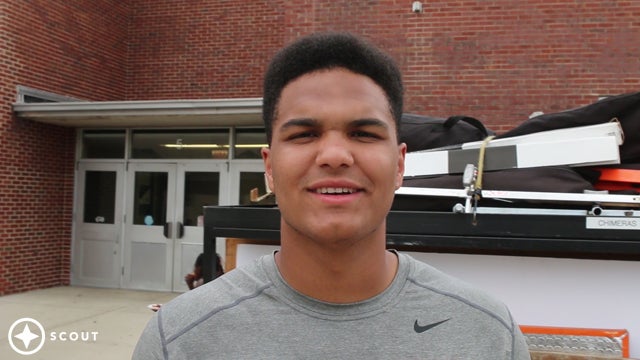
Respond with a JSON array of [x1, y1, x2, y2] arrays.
[[262, 68, 406, 247]]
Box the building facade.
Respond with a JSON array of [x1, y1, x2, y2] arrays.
[[1, 0, 638, 295]]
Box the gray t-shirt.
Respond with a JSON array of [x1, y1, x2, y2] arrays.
[[133, 251, 530, 359]]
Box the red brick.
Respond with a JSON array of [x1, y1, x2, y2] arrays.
[[1, 0, 639, 295]]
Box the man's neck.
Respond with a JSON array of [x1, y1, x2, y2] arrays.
[[274, 225, 398, 303]]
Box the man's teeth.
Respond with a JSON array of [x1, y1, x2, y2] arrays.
[[316, 187, 356, 194]]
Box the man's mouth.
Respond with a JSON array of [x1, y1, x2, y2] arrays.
[[314, 187, 358, 194]]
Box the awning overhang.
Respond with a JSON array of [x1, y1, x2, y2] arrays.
[[12, 98, 264, 128]]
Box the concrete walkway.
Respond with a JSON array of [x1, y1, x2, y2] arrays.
[[1, 286, 178, 360]]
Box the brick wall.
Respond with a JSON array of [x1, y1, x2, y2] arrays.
[[127, 0, 639, 132], [400, 0, 640, 132], [126, 0, 285, 100], [288, 0, 638, 132], [0, 0, 130, 295], [1, 1, 638, 295]]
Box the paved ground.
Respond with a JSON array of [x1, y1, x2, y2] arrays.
[[1, 286, 178, 360]]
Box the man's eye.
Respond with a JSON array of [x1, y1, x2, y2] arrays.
[[289, 131, 317, 140], [351, 131, 379, 139]]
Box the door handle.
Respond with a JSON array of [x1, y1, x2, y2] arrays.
[[163, 222, 171, 238], [177, 222, 184, 239]]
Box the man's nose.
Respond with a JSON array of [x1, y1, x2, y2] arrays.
[[315, 133, 354, 169]]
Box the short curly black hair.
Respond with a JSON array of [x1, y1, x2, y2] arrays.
[[262, 32, 404, 144]]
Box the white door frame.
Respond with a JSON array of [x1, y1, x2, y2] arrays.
[[227, 161, 268, 206], [215, 161, 269, 261], [72, 159, 262, 291], [123, 162, 177, 291], [71, 162, 125, 288], [171, 162, 226, 292]]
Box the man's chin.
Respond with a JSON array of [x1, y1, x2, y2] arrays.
[[309, 223, 379, 247], [282, 215, 383, 244]]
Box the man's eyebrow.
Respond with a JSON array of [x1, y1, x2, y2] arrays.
[[350, 118, 390, 129], [278, 117, 390, 131], [279, 118, 318, 131]]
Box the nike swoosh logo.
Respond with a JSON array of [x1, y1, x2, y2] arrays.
[[413, 318, 451, 333]]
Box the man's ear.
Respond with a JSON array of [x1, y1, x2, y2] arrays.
[[396, 143, 407, 189], [261, 147, 275, 193]]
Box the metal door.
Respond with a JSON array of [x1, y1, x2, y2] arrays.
[[72, 163, 124, 288], [124, 163, 176, 290], [123, 162, 223, 291], [171, 163, 224, 291]]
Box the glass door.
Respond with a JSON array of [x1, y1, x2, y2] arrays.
[[124, 163, 176, 291], [72, 163, 124, 288], [228, 162, 275, 206], [225, 161, 278, 270], [172, 163, 224, 292], [123, 162, 223, 291]]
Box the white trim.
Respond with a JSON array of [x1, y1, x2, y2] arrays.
[[15, 85, 82, 103], [12, 98, 264, 128]]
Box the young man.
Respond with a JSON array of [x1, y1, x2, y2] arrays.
[[133, 32, 530, 359]]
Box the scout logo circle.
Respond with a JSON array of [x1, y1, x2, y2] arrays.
[[8, 317, 46, 355]]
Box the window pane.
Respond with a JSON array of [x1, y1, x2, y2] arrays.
[[234, 128, 267, 159], [83, 171, 116, 223], [183, 172, 220, 226], [82, 130, 125, 159], [131, 129, 230, 159], [133, 172, 168, 225], [239, 172, 275, 205]]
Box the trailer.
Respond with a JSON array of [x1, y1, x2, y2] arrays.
[[202, 181, 640, 358]]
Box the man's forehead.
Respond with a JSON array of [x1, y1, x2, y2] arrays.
[[276, 74, 391, 112], [279, 117, 390, 129]]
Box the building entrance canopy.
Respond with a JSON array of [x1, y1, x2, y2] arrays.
[[12, 98, 263, 128]]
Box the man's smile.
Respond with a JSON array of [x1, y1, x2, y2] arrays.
[[314, 187, 360, 194]]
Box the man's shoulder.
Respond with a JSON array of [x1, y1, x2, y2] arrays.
[[403, 254, 513, 325], [157, 257, 273, 338]]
